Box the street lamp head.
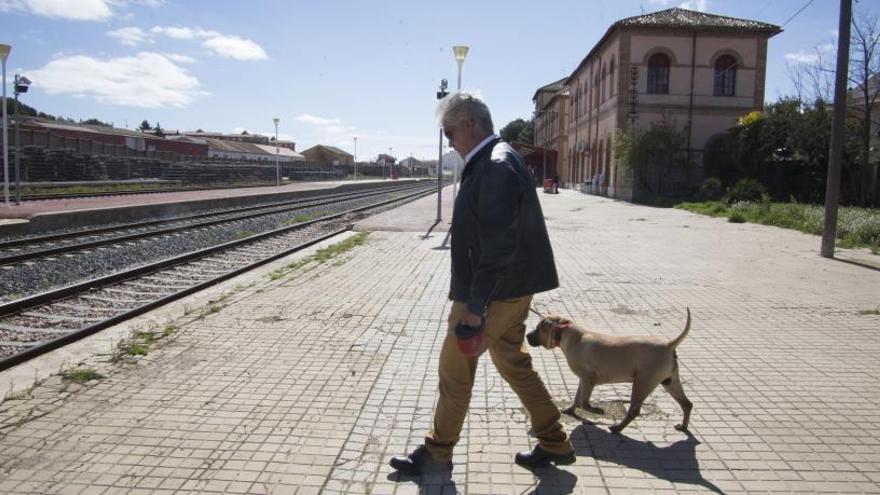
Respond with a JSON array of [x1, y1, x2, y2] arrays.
[[14, 74, 30, 94], [452, 45, 469, 62], [0, 44, 10, 62], [272, 117, 279, 126]]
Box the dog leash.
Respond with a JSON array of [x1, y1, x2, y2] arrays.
[[529, 307, 546, 319]]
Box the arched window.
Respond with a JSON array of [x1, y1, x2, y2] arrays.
[[714, 54, 737, 96], [609, 58, 616, 96], [647, 53, 670, 94]]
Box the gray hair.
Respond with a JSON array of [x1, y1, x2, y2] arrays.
[[435, 91, 494, 134]]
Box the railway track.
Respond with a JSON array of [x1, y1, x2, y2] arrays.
[[0, 181, 436, 370], [0, 181, 426, 266]]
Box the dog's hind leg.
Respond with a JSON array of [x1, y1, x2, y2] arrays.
[[609, 378, 659, 434], [662, 369, 692, 432]]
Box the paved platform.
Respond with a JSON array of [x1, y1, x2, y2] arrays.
[[0, 189, 878, 494]]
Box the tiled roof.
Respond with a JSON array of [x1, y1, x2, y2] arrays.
[[532, 78, 569, 102], [566, 8, 780, 81], [536, 78, 567, 94], [303, 145, 353, 158], [616, 7, 781, 33]]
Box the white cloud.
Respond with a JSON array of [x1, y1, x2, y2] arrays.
[[1, 0, 162, 21], [150, 25, 267, 60], [0, 0, 113, 20], [295, 114, 342, 126], [107, 26, 149, 46], [25, 52, 207, 108], [200, 34, 267, 60], [784, 51, 819, 64], [150, 25, 199, 40], [785, 44, 835, 65], [678, 0, 708, 11], [165, 53, 195, 64]]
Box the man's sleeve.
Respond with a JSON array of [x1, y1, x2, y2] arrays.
[[467, 161, 523, 316]]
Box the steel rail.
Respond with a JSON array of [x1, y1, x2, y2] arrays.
[[0, 181, 427, 250], [0, 185, 434, 371], [0, 182, 425, 265]]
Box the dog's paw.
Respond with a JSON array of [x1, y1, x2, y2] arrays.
[[561, 406, 577, 416], [583, 405, 605, 415], [674, 424, 688, 432]]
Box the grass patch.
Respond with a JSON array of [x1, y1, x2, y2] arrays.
[[21, 182, 176, 196], [162, 324, 177, 337], [285, 214, 315, 225], [313, 232, 369, 263], [676, 200, 880, 252], [266, 232, 370, 281], [728, 212, 746, 223], [61, 368, 104, 383], [121, 342, 148, 356]]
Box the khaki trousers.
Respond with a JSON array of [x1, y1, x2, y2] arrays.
[[424, 295, 572, 462]]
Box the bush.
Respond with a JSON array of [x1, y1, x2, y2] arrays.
[[728, 212, 747, 223], [726, 178, 767, 204], [696, 177, 725, 201]]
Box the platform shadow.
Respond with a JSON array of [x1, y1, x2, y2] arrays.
[[572, 423, 725, 494]]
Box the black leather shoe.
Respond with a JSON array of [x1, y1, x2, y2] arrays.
[[514, 445, 576, 470], [389, 445, 452, 476]]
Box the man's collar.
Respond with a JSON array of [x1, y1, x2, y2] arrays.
[[464, 133, 498, 164]]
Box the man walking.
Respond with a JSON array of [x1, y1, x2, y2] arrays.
[[389, 92, 574, 475]]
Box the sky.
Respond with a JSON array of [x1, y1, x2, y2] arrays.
[[1, 0, 876, 162]]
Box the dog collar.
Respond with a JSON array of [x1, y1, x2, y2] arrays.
[[552, 322, 572, 347]]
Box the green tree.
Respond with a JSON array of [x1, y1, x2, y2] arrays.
[[499, 118, 534, 144], [614, 117, 689, 197], [138, 120, 152, 131]]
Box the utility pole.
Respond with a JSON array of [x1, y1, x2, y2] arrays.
[[821, 0, 852, 258]]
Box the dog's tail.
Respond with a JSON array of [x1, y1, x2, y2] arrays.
[[667, 307, 691, 349]]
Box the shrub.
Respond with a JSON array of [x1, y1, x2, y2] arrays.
[[696, 177, 725, 201], [728, 212, 747, 223], [726, 178, 767, 204]]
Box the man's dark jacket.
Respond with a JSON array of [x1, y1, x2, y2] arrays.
[[450, 138, 559, 316]]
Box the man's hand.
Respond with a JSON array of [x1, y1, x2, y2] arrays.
[[460, 310, 483, 328]]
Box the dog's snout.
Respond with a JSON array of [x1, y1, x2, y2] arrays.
[[526, 330, 539, 347]]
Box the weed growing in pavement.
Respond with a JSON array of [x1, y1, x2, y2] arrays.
[[162, 324, 177, 337], [121, 342, 147, 357], [206, 303, 221, 314], [858, 307, 880, 316], [313, 231, 369, 263], [265, 232, 370, 281], [61, 368, 104, 383]]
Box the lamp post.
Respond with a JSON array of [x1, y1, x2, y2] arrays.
[[451, 45, 469, 202], [353, 136, 358, 180], [13, 74, 31, 206], [272, 117, 280, 187], [0, 43, 10, 208], [388, 147, 393, 180], [436, 78, 449, 222]]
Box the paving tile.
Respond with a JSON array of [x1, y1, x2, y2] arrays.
[[0, 190, 878, 493]]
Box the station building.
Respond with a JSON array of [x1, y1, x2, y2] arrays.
[[534, 7, 781, 200]]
